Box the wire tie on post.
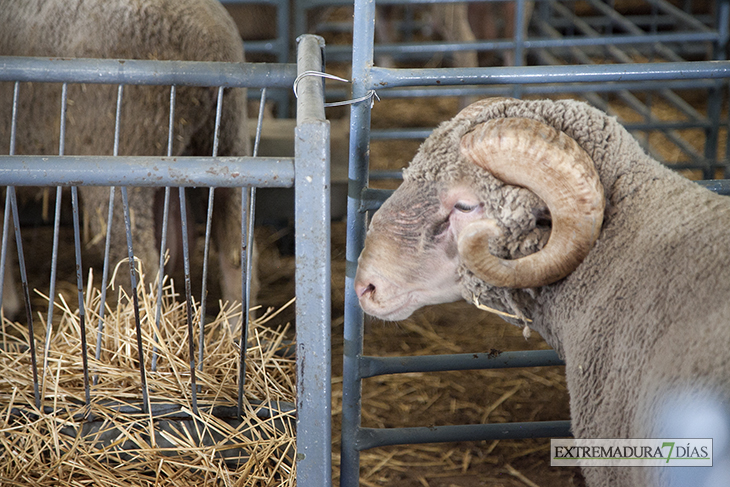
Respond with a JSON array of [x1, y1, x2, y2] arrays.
[[293, 70, 380, 108]]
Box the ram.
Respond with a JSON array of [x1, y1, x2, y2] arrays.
[[355, 97, 730, 486], [1, 0, 256, 319]]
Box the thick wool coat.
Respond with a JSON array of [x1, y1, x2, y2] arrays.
[[404, 97, 730, 486]]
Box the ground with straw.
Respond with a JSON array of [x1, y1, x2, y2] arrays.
[[0, 269, 297, 487]]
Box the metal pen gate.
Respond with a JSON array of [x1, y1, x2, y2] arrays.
[[0, 34, 331, 487], [340, 0, 730, 485]]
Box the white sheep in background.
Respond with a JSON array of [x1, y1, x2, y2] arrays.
[[0, 0, 257, 319], [355, 97, 730, 486]]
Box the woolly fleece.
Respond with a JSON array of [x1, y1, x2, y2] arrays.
[[403, 97, 730, 486]]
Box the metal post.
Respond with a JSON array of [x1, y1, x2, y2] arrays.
[[341, 0, 376, 483], [295, 34, 332, 487]]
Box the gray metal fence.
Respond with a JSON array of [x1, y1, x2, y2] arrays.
[[0, 33, 331, 487], [340, 0, 730, 485], [223, 0, 293, 115]]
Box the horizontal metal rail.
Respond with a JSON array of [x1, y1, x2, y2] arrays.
[[360, 350, 564, 379], [303, 0, 543, 6], [357, 421, 573, 451], [0, 156, 294, 188], [549, 14, 713, 31], [0, 56, 297, 88], [329, 78, 722, 102], [369, 61, 730, 89], [697, 179, 730, 195], [325, 31, 719, 60]]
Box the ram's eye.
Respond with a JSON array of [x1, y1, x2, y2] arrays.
[[454, 202, 478, 212]]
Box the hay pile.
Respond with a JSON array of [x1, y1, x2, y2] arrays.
[[0, 271, 296, 487]]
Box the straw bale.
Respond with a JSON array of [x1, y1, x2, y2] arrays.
[[0, 273, 296, 487]]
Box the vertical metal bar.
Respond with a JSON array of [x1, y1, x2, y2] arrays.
[[198, 86, 224, 370], [711, 0, 730, 178], [71, 187, 91, 408], [270, 0, 291, 117], [236, 88, 266, 417], [198, 188, 214, 369], [601, 0, 615, 95], [55, 84, 92, 410], [403, 5, 415, 42], [295, 34, 331, 487], [294, 0, 308, 41], [607, 0, 615, 36], [58, 83, 68, 156], [246, 87, 266, 317], [236, 185, 251, 418], [0, 193, 10, 345], [703, 41, 726, 176], [244, 86, 265, 344], [254, 88, 268, 157], [538, 0, 552, 37], [727, 82, 730, 174], [514, 0, 527, 67], [151, 186, 169, 371], [645, 0, 656, 164], [177, 187, 199, 415], [94, 189, 114, 381], [61, 82, 93, 408], [121, 187, 150, 414], [0, 82, 19, 333], [46, 82, 69, 385], [152, 85, 176, 372], [94, 84, 124, 383], [9, 187, 39, 409], [42, 188, 62, 380], [278, 0, 291, 63], [342, 0, 376, 483], [512, 0, 527, 98], [718, 0, 730, 52]]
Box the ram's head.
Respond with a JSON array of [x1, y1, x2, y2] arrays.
[[355, 100, 605, 321]]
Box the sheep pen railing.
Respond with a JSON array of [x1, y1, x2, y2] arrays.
[[222, 0, 293, 116], [305, 0, 729, 177], [340, 0, 730, 485], [0, 34, 331, 487]]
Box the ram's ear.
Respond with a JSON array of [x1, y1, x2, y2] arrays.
[[458, 117, 605, 288]]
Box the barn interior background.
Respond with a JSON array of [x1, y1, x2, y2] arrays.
[[1, 0, 729, 486]]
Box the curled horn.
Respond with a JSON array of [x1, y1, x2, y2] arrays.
[[458, 117, 605, 288]]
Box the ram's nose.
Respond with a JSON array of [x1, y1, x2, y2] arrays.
[[354, 263, 384, 305], [355, 280, 376, 299]]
